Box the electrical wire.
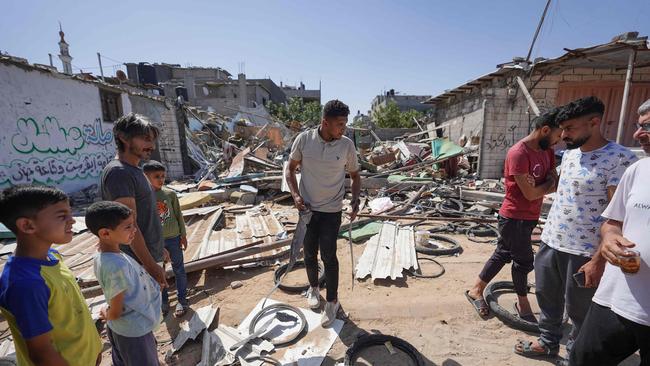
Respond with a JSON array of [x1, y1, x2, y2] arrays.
[[99, 54, 125, 64]]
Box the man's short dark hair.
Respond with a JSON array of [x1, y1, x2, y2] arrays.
[[323, 100, 350, 120], [534, 107, 561, 130], [556, 96, 605, 124], [0, 185, 69, 233], [142, 160, 166, 173], [113, 113, 160, 152], [85, 201, 132, 236]]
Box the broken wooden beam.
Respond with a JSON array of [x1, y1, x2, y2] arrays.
[[81, 237, 293, 299]]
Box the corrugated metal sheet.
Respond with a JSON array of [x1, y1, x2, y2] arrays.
[[0, 207, 224, 285], [556, 81, 650, 146], [355, 222, 418, 280], [192, 207, 289, 262]]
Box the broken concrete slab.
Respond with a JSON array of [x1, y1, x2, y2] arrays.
[[179, 192, 213, 210]]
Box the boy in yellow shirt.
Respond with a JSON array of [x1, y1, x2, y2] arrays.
[[0, 185, 102, 366]]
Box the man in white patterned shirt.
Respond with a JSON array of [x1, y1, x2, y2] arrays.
[[514, 97, 638, 362]]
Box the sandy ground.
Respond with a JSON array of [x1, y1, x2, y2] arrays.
[[98, 222, 639, 366]]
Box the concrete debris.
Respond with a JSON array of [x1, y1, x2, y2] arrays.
[[179, 192, 214, 210], [368, 197, 394, 214], [0, 104, 530, 359]]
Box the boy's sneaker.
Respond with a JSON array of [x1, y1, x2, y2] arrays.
[[321, 300, 340, 327], [306, 286, 320, 310]]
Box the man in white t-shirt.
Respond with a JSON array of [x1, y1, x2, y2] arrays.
[[569, 100, 650, 365], [514, 97, 638, 361]]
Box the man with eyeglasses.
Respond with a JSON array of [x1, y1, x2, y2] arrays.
[[633, 100, 650, 155], [568, 99, 650, 365]]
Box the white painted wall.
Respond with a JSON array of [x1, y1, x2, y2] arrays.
[[0, 62, 116, 193]]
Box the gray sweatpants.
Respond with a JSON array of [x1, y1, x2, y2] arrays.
[[107, 327, 159, 366], [535, 242, 596, 354]]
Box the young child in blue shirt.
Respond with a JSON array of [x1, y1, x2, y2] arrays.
[[0, 185, 102, 366], [86, 201, 162, 366]]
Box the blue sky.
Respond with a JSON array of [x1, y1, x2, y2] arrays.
[[2, 0, 648, 116]]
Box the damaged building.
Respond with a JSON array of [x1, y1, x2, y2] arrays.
[[0, 56, 193, 200], [125, 62, 319, 117], [425, 32, 650, 178]]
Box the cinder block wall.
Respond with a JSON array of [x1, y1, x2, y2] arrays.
[[478, 67, 650, 179], [129, 95, 185, 180], [158, 108, 185, 179], [434, 91, 485, 145], [479, 87, 532, 178]]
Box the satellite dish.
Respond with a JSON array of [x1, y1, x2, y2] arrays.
[[116, 70, 127, 81], [202, 86, 209, 96]]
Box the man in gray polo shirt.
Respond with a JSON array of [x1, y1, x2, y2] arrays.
[[285, 99, 361, 327], [100, 113, 168, 291]]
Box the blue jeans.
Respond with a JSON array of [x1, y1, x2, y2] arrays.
[[162, 236, 188, 307]]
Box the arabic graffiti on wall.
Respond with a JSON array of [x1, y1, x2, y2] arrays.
[[12, 116, 85, 155], [83, 118, 113, 146], [485, 124, 517, 151], [0, 151, 114, 186], [3, 116, 116, 188]]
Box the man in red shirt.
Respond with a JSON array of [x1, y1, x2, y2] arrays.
[[466, 109, 562, 320]]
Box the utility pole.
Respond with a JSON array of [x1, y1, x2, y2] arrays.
[[616, 50, 637, 144], [525, 0, 552, 63], [97, 52, 105, 82]]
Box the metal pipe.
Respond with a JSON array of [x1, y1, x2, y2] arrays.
[[97, 52, 105, 82], [357, 213, 497, 223], [477, 99, 488, 178], [526, 0, 552, 63], [516, 76, 541, 117], [80, 237, 293, 299], [616, 49, 637, 144]]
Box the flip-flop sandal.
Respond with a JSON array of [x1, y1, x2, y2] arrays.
[[514, 302, 538, 323], [162, 303, 170, 317], [464, 290, 489, 317], [513, 339, 558, 358], [173, 303, 188, 318], [555, 358, 569, 366]]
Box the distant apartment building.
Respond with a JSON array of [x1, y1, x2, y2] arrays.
[[370, 89, 433, 118], [125, 62, 317, 116], [281, 82, 321, 104]]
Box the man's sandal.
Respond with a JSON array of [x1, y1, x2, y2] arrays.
[[465, 290, 489, 317], [513, 339, 559, 358]]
